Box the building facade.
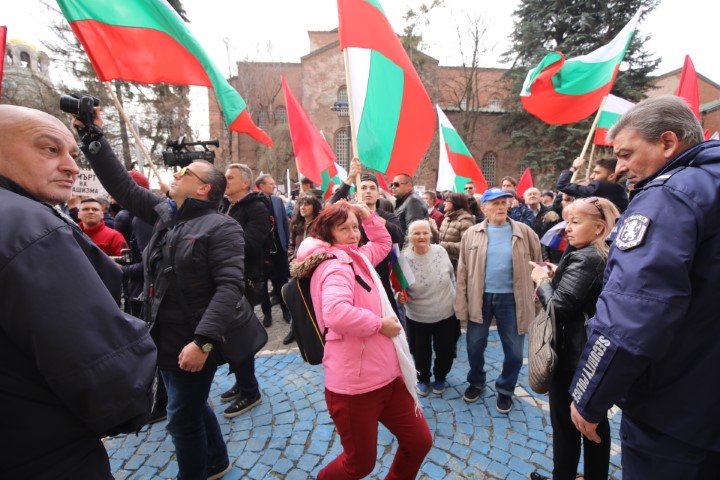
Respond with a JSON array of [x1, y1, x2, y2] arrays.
[[208, 29, 720, 190]]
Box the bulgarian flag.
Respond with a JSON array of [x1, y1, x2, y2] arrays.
[[337, 0, 435, 178], [593, 94, 634, 146], [282, 76, 338, 187], [389, 243, 415, 298], [436, 105, 488, 193], [320, 163, 349, 201], [521, 9, 641, 125], [55, 0, 272, 146]]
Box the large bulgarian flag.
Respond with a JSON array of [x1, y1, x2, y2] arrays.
[[521, 9, 641, 125], [55, 0, 272, 146], [593, 94, 634, 146], [337, 0, 435, 178], [436, 106, 488, 193]]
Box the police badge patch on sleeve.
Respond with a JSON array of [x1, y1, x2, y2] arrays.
[[615, 214, 651, 250]]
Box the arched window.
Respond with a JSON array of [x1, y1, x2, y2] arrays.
[[335, 129, 351, 172], [489, 95, 501, 110], [255, 109, 269, 129], [275, 106, 287, 124], [20, 51, 31, 69], [5, 51, 13, 66], [482, 152, 497, 186], [335, 86, 349, 117]]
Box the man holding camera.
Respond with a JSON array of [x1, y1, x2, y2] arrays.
[[0, 105, 157, 478], [74, 107, 245, 479]]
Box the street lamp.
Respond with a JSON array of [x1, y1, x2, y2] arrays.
[[331, 100, 352, 171]]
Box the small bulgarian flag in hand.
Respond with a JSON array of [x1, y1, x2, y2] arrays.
[[389, 243, 415, 299]]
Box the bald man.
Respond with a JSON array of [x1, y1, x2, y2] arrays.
[[0, 105, 157, 478]]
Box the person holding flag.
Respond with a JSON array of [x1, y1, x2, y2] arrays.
[[557, 157, 628, 213], [330, 157, 404, 317]]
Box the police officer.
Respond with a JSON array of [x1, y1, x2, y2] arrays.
[[569, 95, 720, 479]]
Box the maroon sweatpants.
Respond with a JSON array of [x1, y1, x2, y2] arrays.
[[318, 377, 433, 479]]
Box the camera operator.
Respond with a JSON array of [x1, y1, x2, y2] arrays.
[[73, 105, 246, 479]]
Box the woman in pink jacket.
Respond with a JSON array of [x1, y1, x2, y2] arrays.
[[295, 202, 432, 479]]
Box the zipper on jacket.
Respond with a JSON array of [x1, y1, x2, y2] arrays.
[[358, 340, 365, 376]]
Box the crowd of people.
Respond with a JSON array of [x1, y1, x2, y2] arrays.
[[1, 94, 718, 480]]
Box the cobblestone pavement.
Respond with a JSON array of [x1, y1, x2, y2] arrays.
[[106, 306, 624, 479]]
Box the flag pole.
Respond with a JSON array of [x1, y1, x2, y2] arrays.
[[103, 82, 163, 183], [585, 143, 597, 180], [342, 49, 359, 160], [571, 95, 608, 183], [342, 49, 362, 188]]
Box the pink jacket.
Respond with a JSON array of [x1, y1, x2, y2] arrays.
[[295, 214, 396, 395]]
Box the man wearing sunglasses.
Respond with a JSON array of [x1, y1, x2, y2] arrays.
[[74, 109, 246, 480], [569, 96, 720, 479], [390, 173, 428, 242]]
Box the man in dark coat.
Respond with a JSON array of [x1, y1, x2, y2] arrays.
[[218, 163, 272, 419], [77, 110, 244, 480], [0, 105, 156, 479], [569, 96, 720, 479], [557, 156, 628, 212], [390, 173, 428, 243]]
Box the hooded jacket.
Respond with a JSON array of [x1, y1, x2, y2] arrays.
[[294, 214, 395, 394]]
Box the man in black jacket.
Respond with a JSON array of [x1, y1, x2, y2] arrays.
[[76, 110, 244, 480], [556, 157, 628, 213], [218, 163, 270, 418], [0, 105, 157, 479], [390, 172, 428, 242]]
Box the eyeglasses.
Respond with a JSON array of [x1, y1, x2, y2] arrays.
[[179, 166, 208, 184], [390, 181, 409, 188], [585, 197, 606, 221]]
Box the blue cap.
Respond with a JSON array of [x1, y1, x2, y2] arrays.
[[480, 187, 513, 204]]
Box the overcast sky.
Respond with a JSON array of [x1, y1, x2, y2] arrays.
[[4, 0, 719, 136]]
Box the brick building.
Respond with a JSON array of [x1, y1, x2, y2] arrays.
[[208, 29, 720, 190]]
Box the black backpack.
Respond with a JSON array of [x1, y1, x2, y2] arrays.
[[281, 259, 371, 365]]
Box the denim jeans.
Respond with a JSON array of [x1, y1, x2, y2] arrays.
[[466, 292, 525, 396], [161, 367, 228, 479]]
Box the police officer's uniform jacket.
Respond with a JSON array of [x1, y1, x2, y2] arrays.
[[569, 140, 720, 453]]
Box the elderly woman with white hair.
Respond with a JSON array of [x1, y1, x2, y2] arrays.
[[398, 220, 460, 396]]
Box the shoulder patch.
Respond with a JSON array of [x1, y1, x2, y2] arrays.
[[615, 214, 651, 251]]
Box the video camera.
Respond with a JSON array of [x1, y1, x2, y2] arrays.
[[162, 135, 219, 168], [59, 92, 100, 129]]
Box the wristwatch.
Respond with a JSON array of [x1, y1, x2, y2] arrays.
[[193, 339, 214, 353]]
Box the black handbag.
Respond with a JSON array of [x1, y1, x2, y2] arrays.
[[218, 296, 268, 369], [244, 277, 267, 307]]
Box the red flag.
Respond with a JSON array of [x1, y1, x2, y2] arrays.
[[0, 27, 6, 98], [675, 55, 701, 121], [281, 76, 337, 187], [516, 168, 534, 197], [56, 0, 271, 146]]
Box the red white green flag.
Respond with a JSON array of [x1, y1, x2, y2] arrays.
[[55, 0, 272, 146], [521, 9, 640, 125], [282, 76, 338, 186], [593, 94, 634, 146], [337, 0, 435, 178], [436, 105, 488, 193]]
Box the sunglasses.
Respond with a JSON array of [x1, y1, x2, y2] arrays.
[[585, 196, 606, 221], [179, 166, 208, 184], [390, 181, 408, 188], [464, 187, 474, 190]]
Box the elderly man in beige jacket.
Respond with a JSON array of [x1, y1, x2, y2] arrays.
[[455, 187, 542, 414]]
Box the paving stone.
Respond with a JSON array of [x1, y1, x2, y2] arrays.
[[108, 327, 624, 479]]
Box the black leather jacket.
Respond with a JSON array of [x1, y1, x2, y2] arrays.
[[536, 245, 606, 371]]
